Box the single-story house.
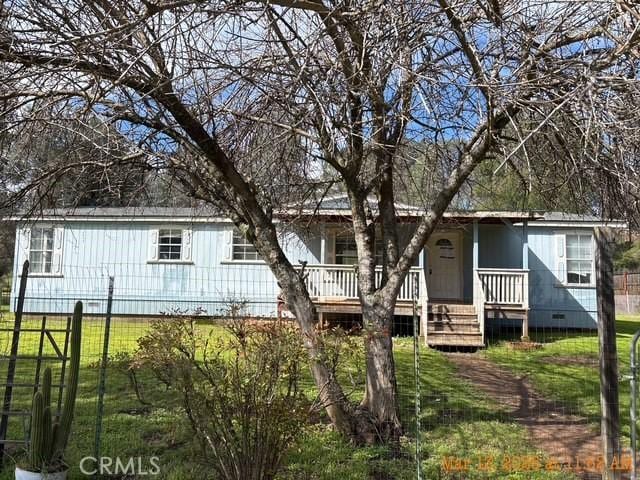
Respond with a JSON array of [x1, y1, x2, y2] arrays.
[[9, 196, 626, 347]]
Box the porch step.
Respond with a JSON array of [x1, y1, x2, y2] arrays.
[[428, 312, 478, 324], [424, 303, 483, 347], [428, 303, 476, 315], [426, 332, 484, 347], [428, 321, 480, 333]]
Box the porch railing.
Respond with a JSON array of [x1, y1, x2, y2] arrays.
[[476, 268, 529, 308], [297, 264, 424, 302]]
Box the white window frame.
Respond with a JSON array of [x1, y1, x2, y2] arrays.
[[555, 230, 595, 287], [22, 225, 64, 276], [148, 227, 193, 264], [227, 228, 261, 262]]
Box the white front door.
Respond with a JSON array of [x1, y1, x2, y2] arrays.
[[427, 231, 462, 300]]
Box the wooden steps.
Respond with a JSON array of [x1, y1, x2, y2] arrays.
[[425, 303, 484, 347]]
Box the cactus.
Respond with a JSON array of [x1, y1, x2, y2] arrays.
[[27, 301, 82, 472]]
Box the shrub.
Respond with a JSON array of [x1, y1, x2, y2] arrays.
[[135, 318, 312, 480]]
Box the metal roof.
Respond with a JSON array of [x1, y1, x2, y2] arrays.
[[7, 203, 625, 227]]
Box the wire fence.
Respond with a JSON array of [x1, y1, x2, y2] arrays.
[[615, 271, 640, 314], [0, 262, 634, 479]]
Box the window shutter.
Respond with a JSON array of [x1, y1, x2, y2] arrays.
[[52, 227, 64, 274], [325, 231, 335, 264], [20, 227, 31, 267], [223, 228, 232, 260], [148, 229, 159, 261], [182, 228, 193, 262], [555, 233, 566, 283]]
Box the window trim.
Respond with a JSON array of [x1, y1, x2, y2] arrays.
[[227, 228, 263, 263], [334, 233, 362, 265], [29, 226, 55, 275], [157, 228, 183, 261], [147, 226, 193, 264], [23, 225, 64, 277], [557, 230, 595, 288]]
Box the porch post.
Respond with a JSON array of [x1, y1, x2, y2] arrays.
[[522, 219, 529, 269], [522, 219, 530, 341], [472, 220, 484, 343], [320, 226, 326, 264], [472, 220, 479, 271]]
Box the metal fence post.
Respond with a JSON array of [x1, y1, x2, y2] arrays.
[[413, 281, 421, 480], [93, 276, 114, 471], [630, 330, 640, 480], [0, 260, 29, 466]]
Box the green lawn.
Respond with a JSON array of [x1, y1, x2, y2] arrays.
[[486, 315, 640, 444], [0, 314, 615, 479]]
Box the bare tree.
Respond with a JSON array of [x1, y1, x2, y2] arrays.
[[1, 0, 640, 443]]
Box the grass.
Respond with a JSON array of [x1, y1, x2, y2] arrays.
[[0, 312, 615, 479], [486, 315, 640, 444]]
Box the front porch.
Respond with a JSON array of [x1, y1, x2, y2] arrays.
[[292, 216, 532, 347]]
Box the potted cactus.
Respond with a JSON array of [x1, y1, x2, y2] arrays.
[[16, 302, 82, 480]]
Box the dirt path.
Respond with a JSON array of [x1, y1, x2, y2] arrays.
[[445, 353, 606, 478]]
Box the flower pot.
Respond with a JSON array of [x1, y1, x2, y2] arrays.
[[15, 466, 68, 480]]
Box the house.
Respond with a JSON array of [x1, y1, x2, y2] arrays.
[[9, 198, 626, 347]]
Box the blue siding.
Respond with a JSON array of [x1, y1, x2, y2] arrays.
[[479, 225, 523, 269], [12, 222, 316, 317], [11, 220, 599, 328], [460, 224, 523, 302], [527, 227, 597, 328]]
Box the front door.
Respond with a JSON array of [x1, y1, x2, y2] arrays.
[[427, 231, 462, 300]]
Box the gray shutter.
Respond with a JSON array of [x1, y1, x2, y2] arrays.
[[148, 229, 159, 261], [52, 227, 64, 274], [182, 228, 193, 262]]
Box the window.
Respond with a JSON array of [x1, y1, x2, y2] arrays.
[[435, 238, 455, 260], [29, 227, 54, 274], [334, 234, 384, 265], [335, 235, 358, 265], [232, 229, 259, 261], [148, 228, 192, 262], [158, 229, 183, 260], [566, 234, 593, 285]]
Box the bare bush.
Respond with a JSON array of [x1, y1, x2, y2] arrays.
[[135, 318, 312, 480]]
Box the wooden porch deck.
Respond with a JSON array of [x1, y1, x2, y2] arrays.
[[309, 297, 528, 348], [292, 264, 530, 347]]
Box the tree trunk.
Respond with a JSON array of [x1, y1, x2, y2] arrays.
[[277, 259, 403, 445], [260, 246, 377, 445], [284, 281, 357, 436], [359, 296, 403, 444]]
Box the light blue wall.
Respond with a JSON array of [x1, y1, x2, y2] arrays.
[[12, 220, 599, 328], [436, 223, 597, 329], [11, 222, 318, 317], [458, 224, 523, 302], [527, 227, 597, 328]]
